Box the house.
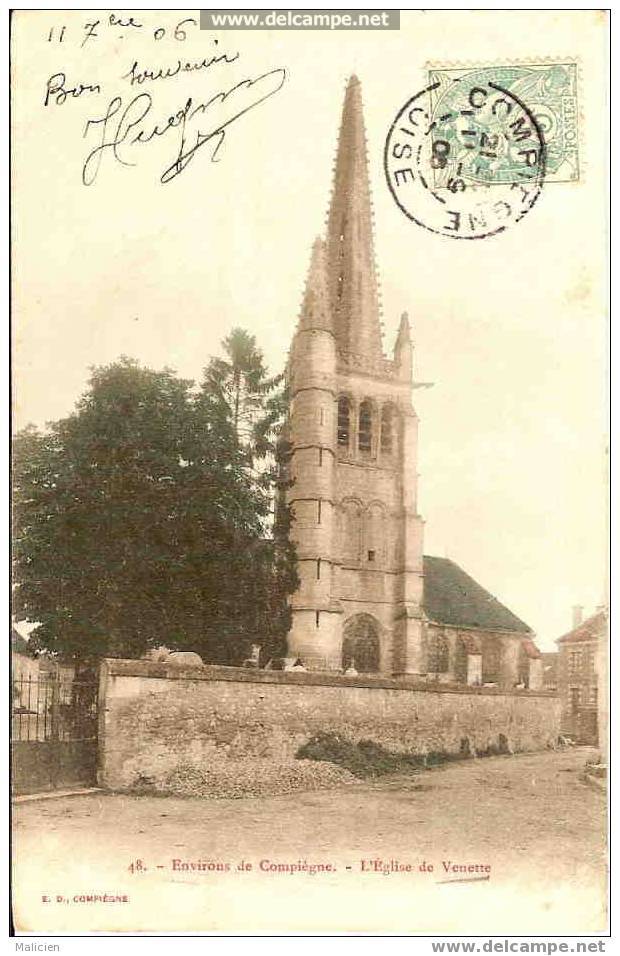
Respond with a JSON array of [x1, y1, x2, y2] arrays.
[[12, 628, 40, 711], [11, 628, 38, 683], [556, 607, 607, 744], [11, 627, 76, 715]]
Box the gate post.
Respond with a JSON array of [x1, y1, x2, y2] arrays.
[[49, 678, 60, 790], [97, 660, 110, 789]]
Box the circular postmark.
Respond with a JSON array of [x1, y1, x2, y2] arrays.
[[384, 76, 547, 239]]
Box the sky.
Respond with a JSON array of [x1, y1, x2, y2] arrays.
[[12, 10, 608, 650]]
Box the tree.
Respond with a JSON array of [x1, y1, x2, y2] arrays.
[[199, 328, 298, 658], [200, 328, 286, 474], [13, 351, 297, 665]]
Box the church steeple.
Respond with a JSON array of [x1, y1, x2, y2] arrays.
[[286, 74, 425, 677], [326, 75, 383, 364]]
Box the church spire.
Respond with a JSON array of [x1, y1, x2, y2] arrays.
[[326, 75, 383, 363], [298, 237, 331, 333], [394, 310, 413, 381]]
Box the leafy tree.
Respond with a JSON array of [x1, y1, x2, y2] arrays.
[[13, 350, 297, 665]]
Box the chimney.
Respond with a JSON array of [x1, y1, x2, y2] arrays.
[[572, 605, 584, 629]]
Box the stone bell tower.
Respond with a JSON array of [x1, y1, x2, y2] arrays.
[[285, 76, 425, 676]]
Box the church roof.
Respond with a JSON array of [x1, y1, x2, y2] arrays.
[[422, 556, 532, 633]]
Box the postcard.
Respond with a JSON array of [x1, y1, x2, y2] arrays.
[[10, 8, 609, 938]]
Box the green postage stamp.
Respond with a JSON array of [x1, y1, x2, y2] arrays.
[[427, 62, 579, 184]]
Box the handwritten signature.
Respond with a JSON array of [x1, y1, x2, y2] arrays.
[[82, 68, 286, 185]]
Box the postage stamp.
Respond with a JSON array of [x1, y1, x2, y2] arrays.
[[428, 62, 579, 184], [384, 74, 546, 239]]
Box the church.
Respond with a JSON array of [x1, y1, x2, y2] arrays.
[[284, 76, 543, 690]]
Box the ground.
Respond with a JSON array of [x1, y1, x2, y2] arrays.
[[12, 747, 607, 935]]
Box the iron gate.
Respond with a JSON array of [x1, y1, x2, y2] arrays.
[[11, 674, 99, 794]]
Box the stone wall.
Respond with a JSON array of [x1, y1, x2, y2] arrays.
[[98, 659, 561, 790]]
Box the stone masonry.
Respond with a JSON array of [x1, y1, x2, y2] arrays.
[[98, 659, 560, 790]]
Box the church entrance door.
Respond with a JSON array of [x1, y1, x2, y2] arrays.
[[342, 614, 381, 673]]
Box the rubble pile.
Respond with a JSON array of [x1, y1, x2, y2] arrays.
[[154, 758, 357, 799]]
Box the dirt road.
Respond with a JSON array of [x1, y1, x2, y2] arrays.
[[12, 747, 607, 935]]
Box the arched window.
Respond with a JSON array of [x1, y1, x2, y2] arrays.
[[517, 642, 530, 687], [358, 400, 372, 453], [337, 396, 350, 448], [454, 638, 468, 683], [380, 405, 394, 455], [427, 630, 450, 674], [482, 637, 501, 684]]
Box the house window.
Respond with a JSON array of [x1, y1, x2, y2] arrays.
[[318, 448, 323, 467], [337, 397, 350, 448], [568, 648, 583, 676], [358, 401, 372, 453], [317, 500, 322, 524], [315, 611, 320, 628], [367, 550, 375, 563], [316, 559, 321, 579]]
